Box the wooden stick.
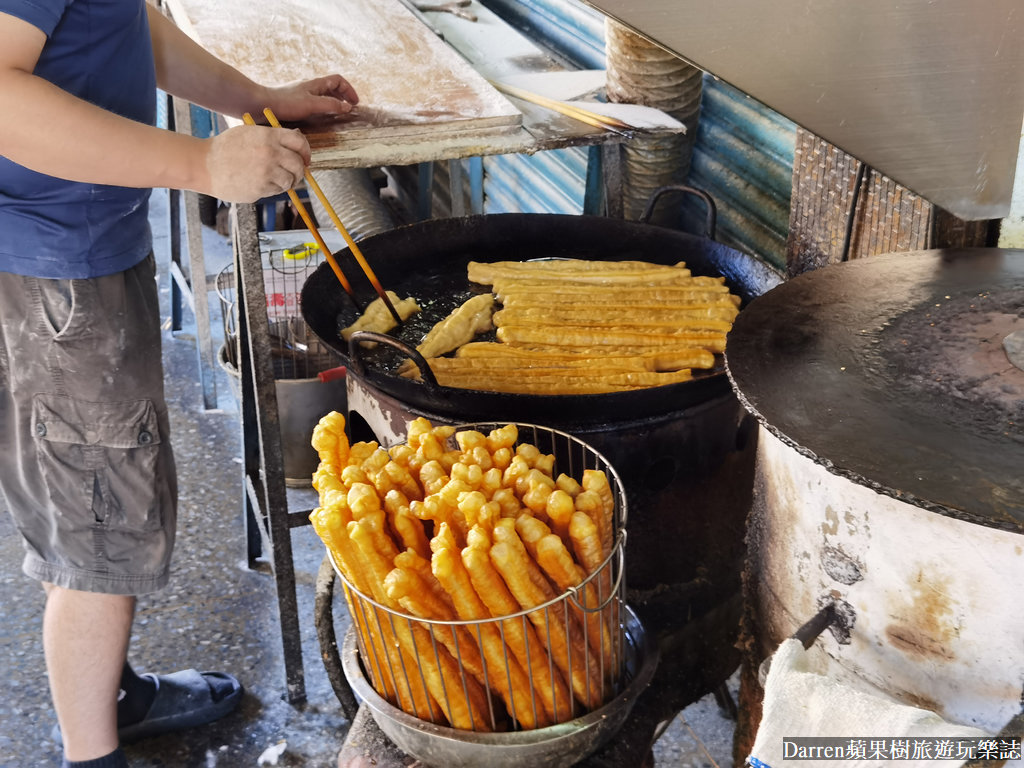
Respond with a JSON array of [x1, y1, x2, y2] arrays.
[[262, 108, 402, 325], [489, 81, 633, 134], [241, 112, 358, 303]]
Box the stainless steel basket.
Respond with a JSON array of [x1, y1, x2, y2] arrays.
[[331, 423, 647, 765]]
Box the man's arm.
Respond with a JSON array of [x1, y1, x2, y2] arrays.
[[146, 4, 358, 121], [0, 8, 356, 202]]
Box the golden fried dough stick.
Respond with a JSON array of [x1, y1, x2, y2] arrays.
[[491, 275, 729, 293], [310, 504, 418, 716], [347, 441, 381, 468], [490, 539, 603, 711], [521, 471, 555, 515], [467, 259, 692, 285], [351, 519, 490, 730], [382, 460, 423, 502], [492, 519, 555, 596], [462, 535, 574, 722], [450, 346, 717, 373], [347, 483, 401, 563], [480, 467, 504, 498], [555, 473, 582, 498], [455, 429, 487, 453], [416, 431, 446, 464], [486, 424, 518, 452], [383, 490, 431, 559], [457, 491, 500, 534], [406, 417, 433, 450], [385, 564, 460, 623], [496, 324, 727, 353], [491, 488, 522, 518], [384, 565, 501, 729], [468, 341, 720, 359], [431, 545, 549, 730], [491, 305, 738, 324], [387, 443, 426, 479], [340, 464, 370, 489], [502, 455, 532, 496], [430, 368, 694, 396], [312, 463, 345, 499], [418, 460, 449, 497], [450, 462, 484, 490], [360, 446, 390, 474], [582, 470, 615, 559], [311, 411, 350, 474], [393, 549, 453, 611], [397, 293, 496, 378], [492, 310, 733, 335], [418, 293, 496, 359], [341, 291, 421, 343], [544, 489, 576, 547], [535, 534, 614, 677], [568, 508, 605, 570]]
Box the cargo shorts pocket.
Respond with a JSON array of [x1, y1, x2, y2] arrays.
[[32, 393, 163, 532]]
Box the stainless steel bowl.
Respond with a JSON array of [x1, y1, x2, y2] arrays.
[[341, 604, 657, 768]]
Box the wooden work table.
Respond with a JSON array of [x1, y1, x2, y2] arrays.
[[160, 0, 658, 707]]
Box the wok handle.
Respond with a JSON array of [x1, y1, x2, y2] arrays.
[[347, 331, 440, 388], [639, 184, 718, 240]]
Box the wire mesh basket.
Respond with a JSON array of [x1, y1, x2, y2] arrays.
[[215, 247, 341, 381], [327, 423, 647, 765]]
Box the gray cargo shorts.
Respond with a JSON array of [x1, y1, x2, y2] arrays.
[[0, 255, 177, 595]]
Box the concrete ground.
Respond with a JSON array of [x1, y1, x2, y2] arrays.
[[0, 189, 739, 768]]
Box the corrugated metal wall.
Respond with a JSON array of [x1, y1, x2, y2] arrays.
[[399, 0, 797, 269], [484, 0, 796, 269]]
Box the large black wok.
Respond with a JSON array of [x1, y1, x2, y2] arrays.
[[300, 188, 782, 424]]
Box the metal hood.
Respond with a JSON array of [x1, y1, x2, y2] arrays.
[[581, 0, 1024, 221]]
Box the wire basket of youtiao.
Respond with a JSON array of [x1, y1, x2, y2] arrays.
[[308, 413, 652, 765]]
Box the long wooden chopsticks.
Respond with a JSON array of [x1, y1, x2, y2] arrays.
[[489, 80, 634, 136], [261, 108, 401, 324], [240, 110, 402, 324]]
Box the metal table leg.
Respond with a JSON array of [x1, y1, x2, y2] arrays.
[[167, 94, 219, 409], [232, 202, 307, 704]]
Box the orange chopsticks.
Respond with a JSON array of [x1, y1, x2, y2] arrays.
[[241, 112, 357, 307], [261, 107, 402, 325]]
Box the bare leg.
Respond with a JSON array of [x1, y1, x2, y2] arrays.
[[43, 584, 134, 762]]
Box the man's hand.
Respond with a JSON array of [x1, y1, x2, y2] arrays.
[[262, 74, 360, 122], [203, 124, 310, 203]]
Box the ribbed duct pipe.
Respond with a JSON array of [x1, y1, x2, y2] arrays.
[[308, 168, 396, 241], [605, 18, 704, 224]]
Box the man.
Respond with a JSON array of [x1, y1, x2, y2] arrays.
[[0, 1, 359, 766]]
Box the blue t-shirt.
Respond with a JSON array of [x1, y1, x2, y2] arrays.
[[0, 0, 156, 278]]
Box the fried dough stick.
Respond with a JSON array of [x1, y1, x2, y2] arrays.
[[493, 310, 733, 335], [516, 515, 614, 678], [462, 530, 574, 723], [397, 293, 496, 377], [430, 544, 549, 730], [494, 305, 738, 325], [455, 343, 717, 372], [467, 258, 691, 284], [429, 368, 694, 395], [496, 325, 727, 353], [351, 519, 492, 731], [496, 286, 738, 306], [341, 291, 421, 342], [490, 520, 603, 711]]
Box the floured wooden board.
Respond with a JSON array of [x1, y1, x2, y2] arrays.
[[163, 0, 522, 158]]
